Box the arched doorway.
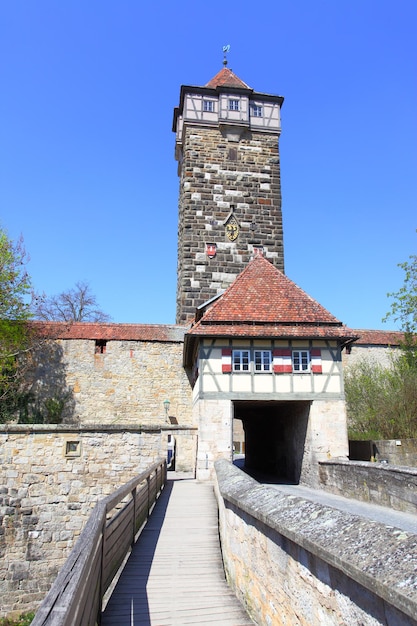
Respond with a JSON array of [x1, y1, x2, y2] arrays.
[[233, 400, 311, 483]]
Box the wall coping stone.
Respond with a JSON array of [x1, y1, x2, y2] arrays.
[[215, 459, 417, 622], [320, 458, 417, 477], [0, 424, 198, 434]]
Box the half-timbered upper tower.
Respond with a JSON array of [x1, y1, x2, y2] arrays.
[[173, 64, 285, 324]]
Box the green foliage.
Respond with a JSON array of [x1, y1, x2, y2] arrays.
[[0, 228, 34, 417], [0, 612, 35, 626], [384, 252, 417, 334], [13, 393, 69, 424], [345, 356, 417, 440], [44, 395, 69, 423]]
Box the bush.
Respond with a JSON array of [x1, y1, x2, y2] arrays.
[[0, 612, 35, 626], [345, 354, 417, 440]]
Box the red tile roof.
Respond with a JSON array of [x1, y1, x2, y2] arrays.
[[351, 329, 404, 346], [205, 68, 251, 90], [31, 321, 187, 343], [187, 256, 357, 343]]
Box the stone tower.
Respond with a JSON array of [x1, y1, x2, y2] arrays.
[[173, 64, 284, 324]]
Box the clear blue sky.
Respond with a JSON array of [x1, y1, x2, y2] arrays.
[[1, 1, 415, 329]]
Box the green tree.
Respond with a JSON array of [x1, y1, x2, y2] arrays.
[[0, 228, 34, 418], [345, 357, 417, 440], [384, 250, 417, 368], [347, 246, 417, 440]]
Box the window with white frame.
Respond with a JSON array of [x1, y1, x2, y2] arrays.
[[233, 350, 250, 371], [292, 350, 310, 372], [254, 350, 272, 372], [251, 104, 263, 117], [228, 99, 239, 111], [203, 99, 214, 112]]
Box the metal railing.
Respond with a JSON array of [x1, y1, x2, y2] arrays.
[[32, 459, 167, 626]]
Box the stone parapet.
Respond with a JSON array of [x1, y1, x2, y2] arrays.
[[319, 459, 417, 514], [215, 460, 417, 626]]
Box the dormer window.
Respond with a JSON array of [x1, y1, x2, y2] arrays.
[[251, 104, 263, 117], [228, 99, 240, 111], [203, 99, 214, 112]]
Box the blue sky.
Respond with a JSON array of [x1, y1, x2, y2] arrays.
[[0, 1, 415, 329]]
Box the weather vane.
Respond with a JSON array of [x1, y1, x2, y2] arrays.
[[222, 44, 230, 66]]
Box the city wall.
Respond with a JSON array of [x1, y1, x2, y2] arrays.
[[215, 460, 417, 626], [25, 333, 193, 426], [0, 424, 197, 617]]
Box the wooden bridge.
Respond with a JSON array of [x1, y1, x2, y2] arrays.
[[32, 461, 253, 626], [101, 474, 253, 625]]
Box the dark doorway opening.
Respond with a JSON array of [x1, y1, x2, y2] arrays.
[[233, 400, 311, 484]]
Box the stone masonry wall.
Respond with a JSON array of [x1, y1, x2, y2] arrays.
[[319, 459, 417, 514], [26, 338, 193, 426], [215, 460, 417, 626], [176, 126, 284, 322], [0, 425, 196, 617], [373, 438, 417, 466], [343, 344, 398, 369]]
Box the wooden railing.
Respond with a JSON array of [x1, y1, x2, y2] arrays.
[[32, 459, 167, 626]]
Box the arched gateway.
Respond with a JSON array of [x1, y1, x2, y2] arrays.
[[183, 255, 357, 483]]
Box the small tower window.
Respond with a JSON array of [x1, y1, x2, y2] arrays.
[[95, 340, 107, 354], [203, 99, 214, 112], [228, 99, 239, 111], [251, 104, 263, 117]]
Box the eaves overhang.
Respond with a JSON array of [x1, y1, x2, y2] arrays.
[[183, 323, 359, 368], [173, 85, 284, 132]]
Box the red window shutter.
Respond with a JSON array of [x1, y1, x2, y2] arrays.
[[311, 348, 322, 374], [222, 348, 232, 373], [273, 348, 292, 373]]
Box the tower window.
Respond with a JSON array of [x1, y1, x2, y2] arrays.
[[228, 99, 239, 111], [251, 104, 263, 117], [203, 99, 214, 112]]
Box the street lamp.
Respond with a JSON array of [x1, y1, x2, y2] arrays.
[[163, 399, 171, 420]]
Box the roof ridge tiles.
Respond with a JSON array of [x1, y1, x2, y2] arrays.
[[205, 67, 252, 90]]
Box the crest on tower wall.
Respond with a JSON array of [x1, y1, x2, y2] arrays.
[[224, 214, 239, 241]]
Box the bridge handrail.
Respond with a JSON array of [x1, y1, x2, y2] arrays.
[[32, 458, 167, 626]]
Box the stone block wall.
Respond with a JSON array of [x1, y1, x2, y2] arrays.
[[176, 126, 284, 322], [194, 398, 233, 480], [373, 438, 417, 467], [319, 459, 417, 514], [0, 424, 197, 617], [26, 337, 193, 426], [215, 460, 417, 626]]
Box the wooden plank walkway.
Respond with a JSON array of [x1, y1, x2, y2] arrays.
[[101, 474, 254, 626]]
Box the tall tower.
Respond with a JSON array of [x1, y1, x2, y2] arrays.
[[173, 63, 284, 324]]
